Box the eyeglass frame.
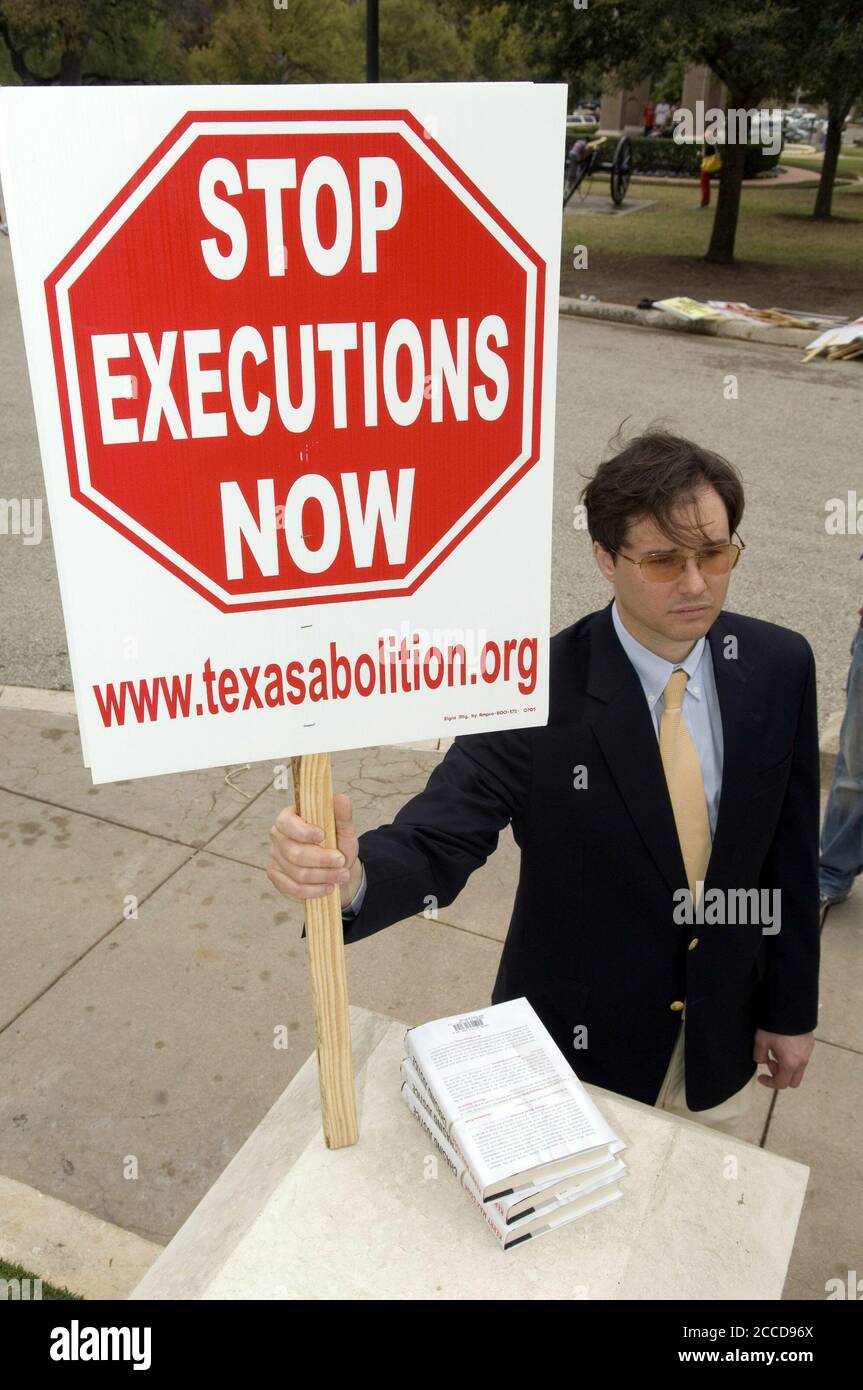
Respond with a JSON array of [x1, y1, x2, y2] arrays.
[[607, 532, 746, 580]]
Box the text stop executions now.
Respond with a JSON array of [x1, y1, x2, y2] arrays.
[[87, 154, 512, 582]]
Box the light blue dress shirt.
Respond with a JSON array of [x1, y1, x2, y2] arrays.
[[344, 603, 725, 919], [610, 599, 723, 836]]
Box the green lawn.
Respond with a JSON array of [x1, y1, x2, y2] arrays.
[[564, 178, 863, 273], [0, 1257, 82, 1300], [780, 151, 863, 179]]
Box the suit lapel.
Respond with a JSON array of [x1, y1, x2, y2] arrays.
[[704, 612, 757, 876], [584, 604, 754, 895]]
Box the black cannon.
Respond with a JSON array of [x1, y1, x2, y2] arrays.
[[563, 134, 633, 208]]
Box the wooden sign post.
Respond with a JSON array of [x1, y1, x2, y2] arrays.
[[293, 753, 359, 1149]]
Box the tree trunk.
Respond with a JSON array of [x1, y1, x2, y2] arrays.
[[705, 135, 748, 266], [812, 109, 846, 220], [58, 48, 85, 84], [0, 18, 40, 83], [0, 22, 86, 84]]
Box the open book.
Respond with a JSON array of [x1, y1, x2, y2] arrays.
[[404, 998, 626, 1201]]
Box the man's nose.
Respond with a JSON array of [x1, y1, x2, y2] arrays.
[[676, 557, 709, 595]]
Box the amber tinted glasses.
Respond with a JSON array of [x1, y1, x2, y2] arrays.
[[610, 535, 745, 583]]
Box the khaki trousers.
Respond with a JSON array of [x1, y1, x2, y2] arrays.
[[654, 1019, 757, 1134]]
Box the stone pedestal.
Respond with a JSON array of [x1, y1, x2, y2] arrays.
[[130, 1007, 809, 1300], [680, 65, 727, 121], [600, 80, 651, 134]]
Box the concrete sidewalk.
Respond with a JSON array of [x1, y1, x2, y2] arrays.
[[0, 701, 860, 1300]]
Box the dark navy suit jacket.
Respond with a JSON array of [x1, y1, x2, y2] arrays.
[[343, 602, 821, 1110]]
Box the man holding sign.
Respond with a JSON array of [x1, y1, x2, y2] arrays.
[[0, 82, 564, 1149], [268, 430, 820, 1134]]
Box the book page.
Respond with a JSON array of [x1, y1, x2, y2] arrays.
[[407, 998, 622, 1185]]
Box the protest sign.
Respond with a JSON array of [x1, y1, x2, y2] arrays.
[[0, 84, 565, 785]]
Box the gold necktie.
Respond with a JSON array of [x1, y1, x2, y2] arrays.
[[659, 669, 712, 902]]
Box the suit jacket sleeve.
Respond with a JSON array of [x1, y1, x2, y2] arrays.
[[341, 727, 532, 945], [756, 641, 821, 1034]]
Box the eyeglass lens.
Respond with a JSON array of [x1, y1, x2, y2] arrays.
[[641, 544, 740, 580]]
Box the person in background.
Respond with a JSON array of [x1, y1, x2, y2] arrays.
[[654, 98, 671, 133], [698, 129, 721, 209], [567, 136, 588, 189], [819, 582, 863, 909], [643, 99, 656, 136]]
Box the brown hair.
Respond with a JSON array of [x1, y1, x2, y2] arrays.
[[580, 426, 745, 554]]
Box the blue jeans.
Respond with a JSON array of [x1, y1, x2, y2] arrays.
[[820, 620, 863, 897]]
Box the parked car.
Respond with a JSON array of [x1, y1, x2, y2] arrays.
[[783, 123, 809, 144], [568, 109, 598, 125], [792, 114, 821, 137]]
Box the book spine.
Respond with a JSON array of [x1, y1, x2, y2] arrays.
[[404, 1066, 529, 1225], [400, 1061, 472, 1167], [401, 1085, 508, 1247], [401, 1069, 450, 1146], [401, 1082, 461, 1182], [403, 1036, 451, 1134]]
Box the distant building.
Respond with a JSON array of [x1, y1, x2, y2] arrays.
[[599, 67, 727, 133]]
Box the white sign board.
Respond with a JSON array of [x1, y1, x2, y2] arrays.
[[0, 82, 565, 783]]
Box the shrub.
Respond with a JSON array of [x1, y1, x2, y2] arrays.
[[563, 129, 782, 179]]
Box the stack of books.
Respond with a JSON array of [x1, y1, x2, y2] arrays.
[[400, 997, 627, 1250]]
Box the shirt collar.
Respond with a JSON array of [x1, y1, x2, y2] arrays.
[[611, 599, 706, 703]]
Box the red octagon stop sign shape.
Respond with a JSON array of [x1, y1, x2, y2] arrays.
[[45, 110, 545, 611]]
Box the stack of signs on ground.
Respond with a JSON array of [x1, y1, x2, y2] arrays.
[[803, 317, 863, 363], [0, 82, 565, 783]]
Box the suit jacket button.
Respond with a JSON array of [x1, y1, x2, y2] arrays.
[[688, 937, 699, 950], [670, 1000, 685, 1012]]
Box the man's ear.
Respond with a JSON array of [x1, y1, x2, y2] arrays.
[[593, 540, 616, 583]]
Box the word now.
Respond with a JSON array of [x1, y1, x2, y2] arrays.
[[200, 155, 402, 278], [92, 316, 508, 442], [220, 470, 414, 579]]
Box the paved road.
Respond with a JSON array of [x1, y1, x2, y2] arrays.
[[1, 226, 859, 717]]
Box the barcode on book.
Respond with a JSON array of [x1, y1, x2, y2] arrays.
[[452, 1015, 486, 1033]]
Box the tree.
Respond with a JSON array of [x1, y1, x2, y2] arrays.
[[0, 0, 188, 84], [676, 2, 806, 266], [502, 0, 817, 265], [803, 0, 863, 220], [175, 0, 473, 86], [0, 0, 565, 89], [187, 0, 361, 84], [438, 0, 557, 83], [461, 3, 542, 80], [373, 0, 468, 81]]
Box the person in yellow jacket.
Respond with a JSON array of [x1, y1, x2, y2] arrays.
[[698, 131, 722, 209]]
